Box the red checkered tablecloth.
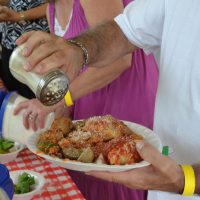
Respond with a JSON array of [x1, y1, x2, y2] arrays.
[[5, 148, 85, 200]]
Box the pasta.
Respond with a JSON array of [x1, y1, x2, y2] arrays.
[[37, 115, 143, 165]]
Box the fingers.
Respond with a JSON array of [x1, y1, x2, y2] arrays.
[[29, 113, 38, 131], [16, 31, 40, 50], [86, 169, 150, 190], [16, 31, 53, 57], [14, 98, 53, 131], [24, 43, 60, 72], [28, 48, 68, 74], [16, 31, 68, 74], [14, 100, 40, 131], [37, 114, 46, 129], [14, 101, 28, 115], [16, 31, 80, 81], [136, 140, 174, 172], [23, 110, 32, 130], [16, 31, 33, 46], [23, 110, 40, 131]]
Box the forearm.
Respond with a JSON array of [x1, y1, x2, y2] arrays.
[[0, 0, 9, 6], [18, 3, 47, 21], [9, 3, 47, 22], [69, 54, 131, 100], [73, 20, 136, 68], [54, 54, 131, 108]]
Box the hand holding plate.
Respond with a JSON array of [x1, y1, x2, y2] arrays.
[[87, 140, 185, 194]]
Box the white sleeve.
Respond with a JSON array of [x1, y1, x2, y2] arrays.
[[115, 0, 165, 54]]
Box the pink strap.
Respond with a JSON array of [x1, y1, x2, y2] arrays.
[[48, 0, 55, 33]]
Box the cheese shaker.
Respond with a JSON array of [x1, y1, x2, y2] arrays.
[[9, 45, 69, 106]]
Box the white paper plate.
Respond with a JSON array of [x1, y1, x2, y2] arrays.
[[27, 121, 162, 172]]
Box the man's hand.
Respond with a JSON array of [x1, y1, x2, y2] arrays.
[[16, 31, 84, 82], [87, 141, 185, 194], [0, 6, 20, 22]]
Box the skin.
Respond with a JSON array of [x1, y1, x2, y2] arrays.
[[0, 0, 9, 6], [0, 3, 47, 22], [87, 140, 185, 194], [14, 0, 132, 130], [14, 2, 200, 195]]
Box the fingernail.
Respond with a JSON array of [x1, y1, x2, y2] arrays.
[[22, 47, 29, 56], [136, 140, 144, 150], [16, 38, 22, 44], [24, 61, 31, 70]]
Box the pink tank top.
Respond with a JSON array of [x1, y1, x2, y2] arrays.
[[48, 0, 158, 129]]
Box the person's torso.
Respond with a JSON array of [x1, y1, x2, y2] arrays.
[[151, 1, 200, 199], [1, 0, 49, 49]]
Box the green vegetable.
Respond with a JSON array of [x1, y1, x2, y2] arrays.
[[14, 172, 35, 194], [0, 138, 14, 154], [37, 141, 54, 153]]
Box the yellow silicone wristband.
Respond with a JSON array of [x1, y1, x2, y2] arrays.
[[64, 90, 74, 107], [181, 165, 195, 196]]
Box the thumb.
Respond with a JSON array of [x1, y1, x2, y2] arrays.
[[136, 140, 168, 169]]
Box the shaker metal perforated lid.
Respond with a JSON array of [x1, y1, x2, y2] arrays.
[[36, 70, 69, 106]]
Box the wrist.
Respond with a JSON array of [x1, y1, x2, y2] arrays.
[[173, 165, 185, 194], [67, 39, 89, 67], [10, 12, 21, 22], [17, 11, 26, 22], [193, 165, 200, 194]]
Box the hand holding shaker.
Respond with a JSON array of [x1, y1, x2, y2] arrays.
[[9, 44, 69, 106]]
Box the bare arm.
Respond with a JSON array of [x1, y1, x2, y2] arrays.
[[70, 54, 132, 100], [0, 0, 9, 6], [73, 21, 136, 68], [16, 20, 137, 82], [17, 3, 47, 21], [0, 3, 47, 22]]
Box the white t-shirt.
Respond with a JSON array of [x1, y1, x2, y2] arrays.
[[115, 0, 200, 199]]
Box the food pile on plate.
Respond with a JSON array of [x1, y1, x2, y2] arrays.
[[37, 115, 143, 165]]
